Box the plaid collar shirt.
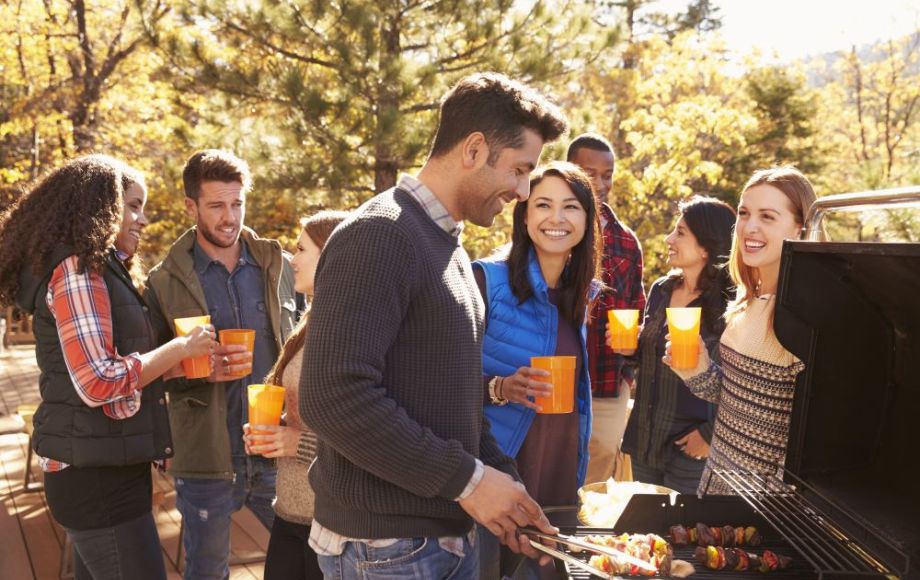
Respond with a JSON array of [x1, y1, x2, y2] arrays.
[[588, 203, 646, 397], [399, 174, 463, 238]]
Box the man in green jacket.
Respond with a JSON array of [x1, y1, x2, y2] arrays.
[[145, 150, 296, 579]]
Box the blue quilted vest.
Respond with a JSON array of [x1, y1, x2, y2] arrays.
[[475, 250, 592, 488]]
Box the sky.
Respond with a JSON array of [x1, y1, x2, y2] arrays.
[[651, 0, 920, 61]]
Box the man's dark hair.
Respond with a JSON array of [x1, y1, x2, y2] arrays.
[[428, 72, 568, 164], [182, 149, 252, 200], [565, 132, 615, 162]]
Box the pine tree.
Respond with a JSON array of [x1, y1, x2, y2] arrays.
[[161, 0, 614, 202]]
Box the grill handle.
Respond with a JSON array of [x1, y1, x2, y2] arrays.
[[804, 186, 920, 240]]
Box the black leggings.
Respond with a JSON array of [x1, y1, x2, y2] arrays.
[[264, 515, 323, 580]]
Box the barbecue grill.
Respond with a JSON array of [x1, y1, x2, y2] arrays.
[[551, 188, 920, 580]]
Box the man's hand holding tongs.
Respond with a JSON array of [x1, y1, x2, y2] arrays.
[[459, 465, 558, 565]]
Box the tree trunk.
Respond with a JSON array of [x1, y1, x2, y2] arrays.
[[374, 10, 401, 193], [850, 47, 870, 164], [71, 0, 98, 152]]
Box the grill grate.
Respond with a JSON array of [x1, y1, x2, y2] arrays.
[[707, 468, 908, 579]]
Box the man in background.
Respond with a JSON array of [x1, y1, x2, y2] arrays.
[[568, 133, 646, 485], [145, 149, 297, 579]]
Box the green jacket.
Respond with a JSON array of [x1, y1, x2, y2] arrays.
[[144, 227, 297, 479]]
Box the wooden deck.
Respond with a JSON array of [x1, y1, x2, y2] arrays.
[[0, 346, 268, 579]]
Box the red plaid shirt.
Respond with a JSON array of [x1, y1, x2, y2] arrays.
[[40, 254, 144, 472], [588, 203, 646, 397]]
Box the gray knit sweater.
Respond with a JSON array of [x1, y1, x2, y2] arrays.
[[300, 187, 516, 539]]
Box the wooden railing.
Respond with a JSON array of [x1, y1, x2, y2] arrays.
[[3, 306, 35, 346]]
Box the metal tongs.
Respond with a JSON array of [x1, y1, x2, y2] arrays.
[[521, 527, 658, 579]]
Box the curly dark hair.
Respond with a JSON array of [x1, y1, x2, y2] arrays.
[[0, 154, 145, 306]]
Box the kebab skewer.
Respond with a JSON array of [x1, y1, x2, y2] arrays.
[[670, 523, 762, 547], [694, 546, 792, 572]]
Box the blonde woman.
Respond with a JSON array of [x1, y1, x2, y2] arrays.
[[664, 167, 817, 495]]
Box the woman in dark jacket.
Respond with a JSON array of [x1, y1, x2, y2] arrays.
[[0, 155, 216, 580], [620, 195, 735, 494]]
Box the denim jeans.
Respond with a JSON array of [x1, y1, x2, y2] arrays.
[[68, 511, 166, 580], [317, 532, 479, 580], [175, 455, 277, 579], [631, 451, 706, 495]]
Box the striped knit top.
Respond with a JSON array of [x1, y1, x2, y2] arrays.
[[685, 295, 804, 495], [273, 345, 319, 524]]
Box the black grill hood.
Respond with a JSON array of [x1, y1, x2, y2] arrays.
[[775, 241, 920, 578]]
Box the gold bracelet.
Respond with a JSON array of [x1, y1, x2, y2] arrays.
[[488, 376, 508, 406]]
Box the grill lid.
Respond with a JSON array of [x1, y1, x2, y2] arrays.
[[774, 240, 920, 578]]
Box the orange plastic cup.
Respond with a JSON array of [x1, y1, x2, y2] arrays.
[[174, 315, 211, 379], [530, 356, 576, 414], [608, 309, 640, 350], [666, 307, 702, 370], [219, 329, 256, 377], [248, 384, 286, 435]]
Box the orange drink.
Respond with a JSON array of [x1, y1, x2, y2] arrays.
[[530, 356, 576, 414], [248, 384, 286, 434], [219, 329, 256, 377], [608, 309, 640, 350], [666, 307, 702, 370], [174, 315, 211, 379]]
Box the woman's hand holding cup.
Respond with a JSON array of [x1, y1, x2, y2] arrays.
[[182, 324, 217, 358], [498, 367, 553, 411], [243, 423, 301, 458], [662, 334, 710, 380]]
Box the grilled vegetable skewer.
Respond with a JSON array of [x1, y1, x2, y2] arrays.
[[670, 523, 762, 547], [693, 546, 792, 572]]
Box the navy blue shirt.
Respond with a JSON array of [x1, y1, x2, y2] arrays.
[[193, 240, 278, 457]]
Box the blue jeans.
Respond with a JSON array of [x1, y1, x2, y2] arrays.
[[317, 532, 479, 580], [631, 452, 706, 495], [68, 511, 166, 580], [176, 455, 277, 579]]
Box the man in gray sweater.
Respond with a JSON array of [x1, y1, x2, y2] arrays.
[[300, 72, 569, 578]]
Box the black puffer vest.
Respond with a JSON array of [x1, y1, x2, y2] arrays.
[[18, 248, 173, 467]]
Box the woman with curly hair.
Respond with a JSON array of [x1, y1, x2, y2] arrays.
[[0, 155, 216, 580]]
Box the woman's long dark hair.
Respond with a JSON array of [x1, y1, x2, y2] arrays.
[[0, 155, 144, 306], [669, 195, 736, 334], [265, 210, 349, 386], [507, 161, 601, 326]]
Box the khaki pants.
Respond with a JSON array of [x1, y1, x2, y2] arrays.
[[585, 394, 631, 485]]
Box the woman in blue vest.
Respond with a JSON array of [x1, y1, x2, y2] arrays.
[[0, 155, 216, 580], [475, 161, 600, 579]]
